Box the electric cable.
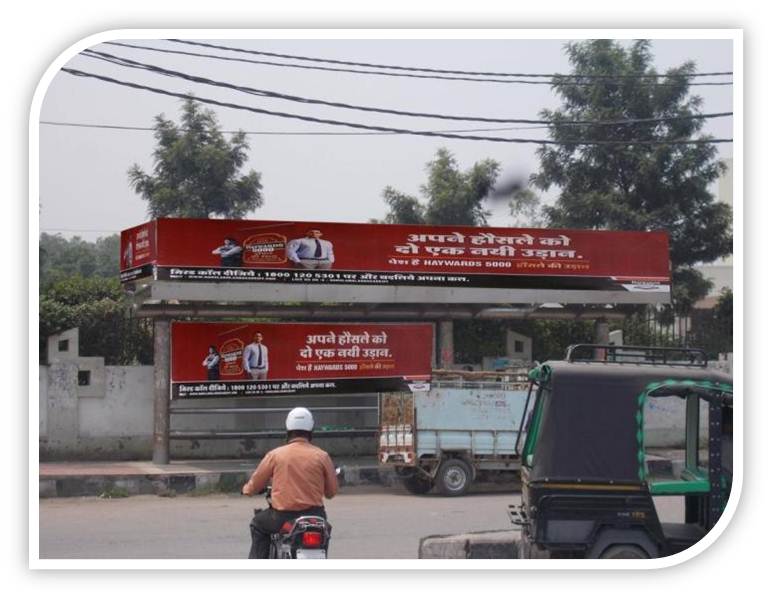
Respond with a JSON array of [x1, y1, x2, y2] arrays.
[[166, 39, 732, 80], [41, 120, 555, 134], [60, 66, 733, 146], [81, 48, 733, 127], [103, 41, 733, 87]]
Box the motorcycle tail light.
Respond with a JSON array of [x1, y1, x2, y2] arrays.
[[301, 531, 323, 548], [280, 521, 294, 534]]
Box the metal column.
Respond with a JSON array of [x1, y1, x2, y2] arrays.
[[152, 317, 171, 464], [685, 395, 700, 471], [438, 320, 454, 368], [593, 318, 609, 360]]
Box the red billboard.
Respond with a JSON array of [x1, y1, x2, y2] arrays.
[[120, 218, 670, 296], [119, 220, 156, 282], [171, 322, 433, 398]]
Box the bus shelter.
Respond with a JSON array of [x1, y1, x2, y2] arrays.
[[121, 218, 671, 463]]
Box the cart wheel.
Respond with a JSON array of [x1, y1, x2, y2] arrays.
[[436, 459, 473, 496], [402, 474, 434, 495], [599, 544, 649, 559]]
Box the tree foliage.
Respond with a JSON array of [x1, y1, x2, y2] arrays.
[[508, 187, 544, 227], [532, 40, 732, 313], [39, 275, 153, 365], [713, 287, 733, 329], [128, 98, 264, 219], [39, 235, 152, 365], [383, 148, 499, 226], [454, 319, 595, 364], [691, 287, 733, 358], [39, 233, 119, 290]]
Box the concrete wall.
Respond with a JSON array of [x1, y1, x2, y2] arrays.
[[79, 367, 155, 437], [47, 327, 80, 362], [40, 364, 155, 460], [39, 367, 48, 437]]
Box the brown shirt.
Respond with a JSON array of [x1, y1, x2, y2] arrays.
[[243, 437, 338, 511]]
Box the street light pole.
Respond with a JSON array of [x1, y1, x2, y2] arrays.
[[152, 317, 171, 464]]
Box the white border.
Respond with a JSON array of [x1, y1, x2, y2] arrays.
[[31, 28, 742, 572]]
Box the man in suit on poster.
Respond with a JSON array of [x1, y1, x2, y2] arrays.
[[286, 228, 335, 270], [243, 331, 269, 380], [211, 237, 243, 267]]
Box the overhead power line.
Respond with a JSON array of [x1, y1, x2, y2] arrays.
[[60, 67, 733, 146], [167, 39, 732, 80], [103, 41, 733, 87], [82, 49, 733, 127], [41, 120, 554, 135]]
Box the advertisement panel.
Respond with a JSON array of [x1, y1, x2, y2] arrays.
[[120, 218, 671, 296], [119, 220, 156, 283], [171, 321, 433, 399]]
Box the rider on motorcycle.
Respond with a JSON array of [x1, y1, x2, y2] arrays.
[[242, 407, 338, 559]]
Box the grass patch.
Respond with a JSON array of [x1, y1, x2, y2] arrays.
[[98, 486, 130, 499]]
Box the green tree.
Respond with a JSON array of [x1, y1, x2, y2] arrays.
[[687, 287, 733, 358], [39, 233, 120, 290], [383, 148, 499, 226], [713, 287, 733, 330], [532, 40, 732, 313], [128, 98, 264, 218], [508, 187, 544, 228], [39, 275, 153, 365], [383, 148, 546, 364], [454, 319, 595, 364]]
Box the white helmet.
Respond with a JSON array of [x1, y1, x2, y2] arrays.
[[286, 407, 314, 432]]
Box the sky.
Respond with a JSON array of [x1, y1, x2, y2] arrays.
[[38, 34, 734, 241]]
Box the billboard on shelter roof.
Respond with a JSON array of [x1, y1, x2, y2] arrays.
[[170, 321, 434, 399], [120, 218, 670, 298]]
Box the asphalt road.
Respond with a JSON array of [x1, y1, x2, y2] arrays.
[[39, 486, 685, 560], [39, 486, 523, 559]]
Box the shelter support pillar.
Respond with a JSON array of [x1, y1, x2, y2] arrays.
[[153, 317, 171, 464], [438, 320, 454, 369], [594, 318, 609, 360]]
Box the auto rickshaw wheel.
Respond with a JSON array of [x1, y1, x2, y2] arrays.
[[599, 544, 649, 558]]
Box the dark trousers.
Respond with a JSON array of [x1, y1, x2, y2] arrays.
[[248, 506, 326, 559], [207, 368, 219, 380]]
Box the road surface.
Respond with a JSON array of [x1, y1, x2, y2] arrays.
[[39, 486, 521, 559], [39, 486, 684, 560]]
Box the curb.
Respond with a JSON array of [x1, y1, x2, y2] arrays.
[[39, 465, 398, 498], [419, 530, 520, 559], [39, 458, 678, 499]]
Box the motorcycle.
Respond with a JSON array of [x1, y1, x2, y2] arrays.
[[261, 484, 333, 560]]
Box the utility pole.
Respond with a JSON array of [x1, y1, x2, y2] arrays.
[[152, 317, 171, 464]]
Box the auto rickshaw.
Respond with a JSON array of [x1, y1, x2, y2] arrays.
[[510, 344, 733, 558]]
